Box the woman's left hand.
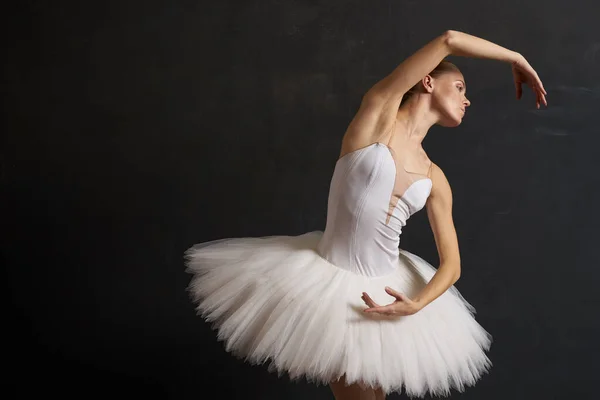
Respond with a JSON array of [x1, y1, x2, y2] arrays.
[[511, 54, 548, 109], [361, 287, 421, 316]]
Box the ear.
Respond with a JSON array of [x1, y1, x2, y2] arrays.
[[422, 75, 434, 93]]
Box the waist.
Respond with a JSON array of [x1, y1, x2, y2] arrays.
[[316, 234, 400, 277]]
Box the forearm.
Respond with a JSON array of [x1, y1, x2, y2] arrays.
[[446, 30, 521, 64], [413, 263, 460, 311]]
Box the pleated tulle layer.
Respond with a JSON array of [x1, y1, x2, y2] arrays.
[[185, 231, 492, 397]]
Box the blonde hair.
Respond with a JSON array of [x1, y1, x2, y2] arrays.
[[400, 60, 462, 106]]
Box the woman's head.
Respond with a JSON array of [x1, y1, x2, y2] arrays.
[[401, 60, 471, 127]]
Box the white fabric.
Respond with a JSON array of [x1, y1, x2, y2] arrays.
[[185, 143, 492, 397], [317, 142, 433, 276]]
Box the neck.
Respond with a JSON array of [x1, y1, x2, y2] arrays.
[[395, 94, 439, 149]]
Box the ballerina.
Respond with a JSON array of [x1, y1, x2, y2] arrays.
[[185, 29, 547, 400]]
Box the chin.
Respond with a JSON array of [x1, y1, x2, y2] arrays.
[[438, 116, 463, 128]]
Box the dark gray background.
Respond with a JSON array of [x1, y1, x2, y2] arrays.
[[3, 0, 599, 398]]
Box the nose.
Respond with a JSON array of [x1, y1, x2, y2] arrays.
[[464, 97, 471, 107]]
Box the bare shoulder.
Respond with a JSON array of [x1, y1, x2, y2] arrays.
[[428, 162, 452, 203], [338, 31, 453, 156]]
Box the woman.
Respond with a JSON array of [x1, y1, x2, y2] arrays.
[[185, 30, 547, 399]]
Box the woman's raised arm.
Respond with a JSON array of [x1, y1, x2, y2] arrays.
[[367, 30, 545, 108]]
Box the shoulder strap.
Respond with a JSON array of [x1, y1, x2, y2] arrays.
[[427, 160, 434, 178]]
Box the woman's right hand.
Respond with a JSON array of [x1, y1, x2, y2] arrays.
[[511, 54, 548, 109]]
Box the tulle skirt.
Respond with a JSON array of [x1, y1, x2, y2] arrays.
[[185, 231, 492, 398]]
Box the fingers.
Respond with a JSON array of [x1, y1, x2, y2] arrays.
[[537, 81, 548, 106], [534, 84, 548, 108], [532, 70, 547, 96], [361, 288, 413, 316], [384, 286, 401, 297], [363, 304, 396, 314], [533, 72, 548, 108], [384, 286, 407, 301], [515, 80, 522, 100], [537, 79, 547, 96], [363, 301, 414, 316], [519, 77, 548, 108], [361, 292, 395, 315], [361, 292, 379, 308], [514, 60, 548, 106]]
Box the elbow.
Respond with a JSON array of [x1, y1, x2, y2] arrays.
[[454, 270, 461, 283], [449, 259, 461, 282], [453, 266, 461, 283], [442, 30, 459, 50]]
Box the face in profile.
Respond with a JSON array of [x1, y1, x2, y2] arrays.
[[430, 72, 471, 127]]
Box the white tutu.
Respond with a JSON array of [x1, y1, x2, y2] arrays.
[[185, 231, 492, 397]]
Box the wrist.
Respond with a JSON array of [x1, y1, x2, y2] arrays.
[[412, 298, 426, 313], [509, 51, 524, 64]]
